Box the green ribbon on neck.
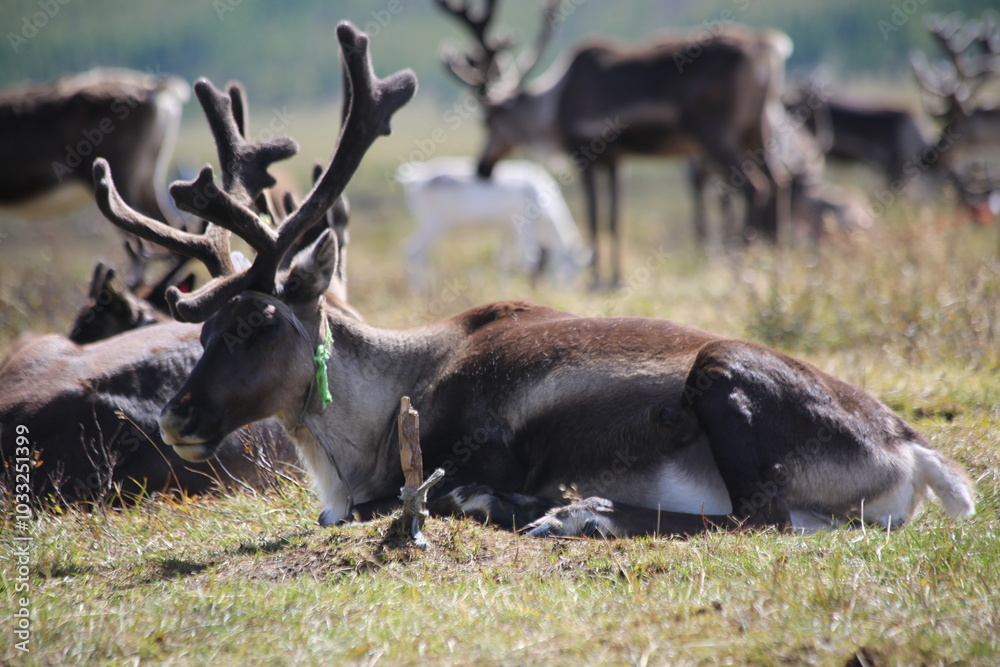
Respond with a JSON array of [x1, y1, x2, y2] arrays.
[[313, 326, 334, 410]]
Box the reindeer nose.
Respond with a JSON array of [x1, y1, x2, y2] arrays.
[[159, 394, 200, 443]]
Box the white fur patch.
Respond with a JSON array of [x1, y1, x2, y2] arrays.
[[654, 461, 733, 515], [452, 489, 495, 516], [293, 423, 352, 525]]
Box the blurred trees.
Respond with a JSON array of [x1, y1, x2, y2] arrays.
[[1, 0, 997, 105]]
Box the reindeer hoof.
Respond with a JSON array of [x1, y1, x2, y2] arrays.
[[523, 497, 618, 538], [318, 508, 341, 527]]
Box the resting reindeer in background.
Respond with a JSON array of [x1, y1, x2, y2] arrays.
[[434, 0, 794, 287], [95, 23, 974, 538], [68, 244, 197, 344], [0, 68, 189, 226], [398, 157, 587, 287]]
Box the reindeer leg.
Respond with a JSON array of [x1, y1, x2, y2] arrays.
[[687, 159, 710, 247], [685, 344, 795, 529], [582, 163, 602, 290], [607, 160, 624, 289], [697, 132, 769, 244]]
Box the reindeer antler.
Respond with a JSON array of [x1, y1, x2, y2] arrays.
[[94, 162, 235, 278], [94, 74, 298, 281], [96, 22, 416, 323], [435, 0, 559, 100], [435, 0, 504, 97], [511, 0, 560, 90], [913, 11, 1000, 119]]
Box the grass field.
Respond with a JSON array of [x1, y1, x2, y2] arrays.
[[1, 101, 999, 665]]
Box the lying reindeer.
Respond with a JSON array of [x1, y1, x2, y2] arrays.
[[398, 157, 587, 286], [93, 23, 974, 537], [0, 323, 297, 503], [68, 250, 196, 344]]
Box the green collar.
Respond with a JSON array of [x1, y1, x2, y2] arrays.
[[313, 324, 334, 410]]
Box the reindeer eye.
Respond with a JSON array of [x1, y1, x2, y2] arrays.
[[260, 321, 281, 339]]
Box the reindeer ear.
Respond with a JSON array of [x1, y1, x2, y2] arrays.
[[280, 228, 338, 303]]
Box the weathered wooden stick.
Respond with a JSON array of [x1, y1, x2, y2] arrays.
[[394, 396, 444, 547], [398, 396, 423, 490]]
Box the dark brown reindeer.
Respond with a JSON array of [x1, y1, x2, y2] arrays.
[[0, 68, 189, 225], [783, 76, 935, 189], [91, 22, 974, 538], [434, 0, 794, 287]]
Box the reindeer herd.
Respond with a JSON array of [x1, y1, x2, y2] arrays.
[[1, 5, 990, 537]]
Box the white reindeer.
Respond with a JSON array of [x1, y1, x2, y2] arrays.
[[397, 157, 588, 286]]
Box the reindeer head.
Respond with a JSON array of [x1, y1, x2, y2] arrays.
[[93, 23, 416, 461], [435, 0, 560, 176]]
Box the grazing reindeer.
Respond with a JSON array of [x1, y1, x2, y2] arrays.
[[93, 23, 974, 538], [689, 111, 866, 246], [398, 157, 587, 286], [911, 12, 1000, 209], [434, 0, 794, 287], [0, 68, 189, 225]]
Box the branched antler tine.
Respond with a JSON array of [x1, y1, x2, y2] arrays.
[[923, 12, 1000, 112], [270, 22, 416, 267], [440, 47, 489, 88], [168, 166, 277, 253], [166, 268, 254, 322], [192, 79, 298, 200], [514, 0, 560, 88], [282, 191, 298, 219], [93, 159, 232, 277], [910, 50, 947, 96], [435, 0, 503, 94], [168, 22, 416, 322], [435, 0, 497, 46], [340, 59, 352, 129], [228, 80, 277, 219], [228, 81, 249, 139]]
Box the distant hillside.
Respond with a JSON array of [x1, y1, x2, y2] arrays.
[[1, 0, 997, 105]]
